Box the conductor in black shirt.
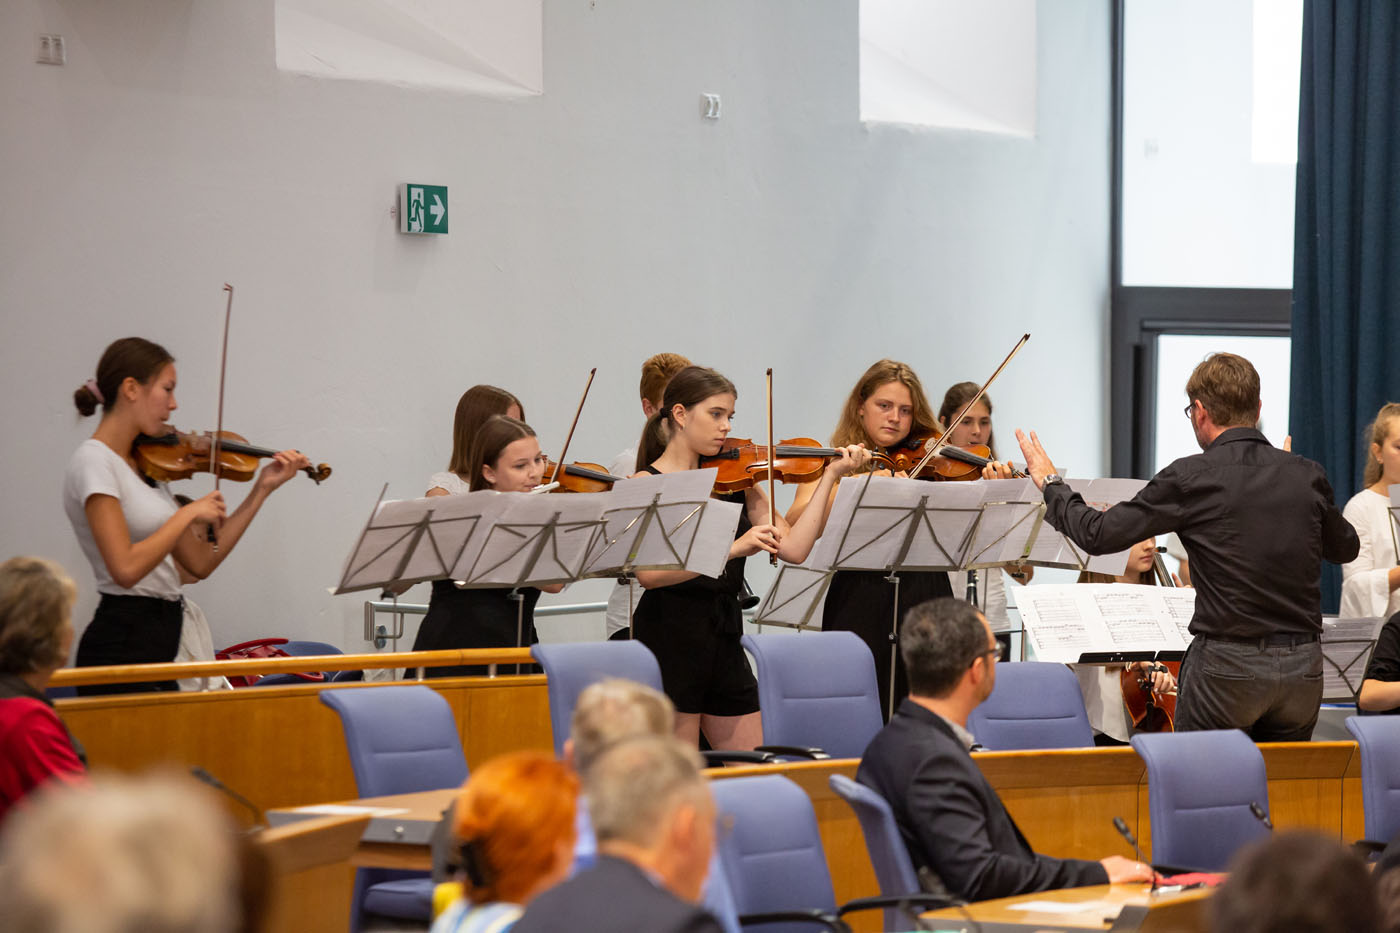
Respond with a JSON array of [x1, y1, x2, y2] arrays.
[[1016, 352, 1359, 741]]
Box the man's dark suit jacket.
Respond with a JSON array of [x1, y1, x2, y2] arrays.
[[513, 854, 724, 933], [857, 699, 1109, 903]]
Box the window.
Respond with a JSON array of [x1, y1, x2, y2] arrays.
[[275, 0, 542, 95], [859, 0, 1036, 135]]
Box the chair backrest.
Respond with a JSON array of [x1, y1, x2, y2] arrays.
[[710, 775, 838, 933], [530, 641, 663, 756], [279, 640, 344, 656], [319, 686, 468, 798], [1130, 729, 1270, 871], [1346, 716, 1400, 842], [741, 632, 884, 759], [966, 661, 1094, 750], [829, 774, 919, 931]]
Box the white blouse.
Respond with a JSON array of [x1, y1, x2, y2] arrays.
[[427, 471, 471, 496], [1340, 488, 1400, 619]]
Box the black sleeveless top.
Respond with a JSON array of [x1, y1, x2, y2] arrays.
[[640, 465, 751, 632]]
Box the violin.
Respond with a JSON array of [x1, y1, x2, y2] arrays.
[[135, 430, 332, 484], [703, 437, 892, 493], [1120, 661, 1179, 733], [886, 427, 1026, 481], [541, 460, 625, 494]]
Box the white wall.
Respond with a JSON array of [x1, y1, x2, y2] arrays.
[[0, 0, 1111, 655]]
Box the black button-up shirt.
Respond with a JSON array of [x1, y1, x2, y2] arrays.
[[1042, 427, 1359, 638]]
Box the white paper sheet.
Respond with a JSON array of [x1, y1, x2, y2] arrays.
[[454, 491, 607, 586], [581, 469, 741, 579], [1018, 583, 1195, 662]]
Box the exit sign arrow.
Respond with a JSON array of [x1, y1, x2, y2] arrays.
[[399, 184, 449, 235]]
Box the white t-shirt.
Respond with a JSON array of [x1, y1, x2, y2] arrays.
[[427, 471, 471, 496], [946, 567, 1010, 632], [604, 448, 641, 637], [63, 439, 182, 599], [1340, 488, 1400, 619]]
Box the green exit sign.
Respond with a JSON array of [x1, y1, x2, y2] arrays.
[[399, 183, 448, 234]]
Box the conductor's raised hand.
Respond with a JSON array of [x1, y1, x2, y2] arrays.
[[1015, 430, 1056, 490], [735, 523, 782, 558]]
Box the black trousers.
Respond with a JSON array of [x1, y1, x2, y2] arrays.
[[74, 594, 183, 696], [1175, 634, 1323, 742]]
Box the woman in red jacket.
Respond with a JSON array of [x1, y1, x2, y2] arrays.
[[0, 557, 86, 823]]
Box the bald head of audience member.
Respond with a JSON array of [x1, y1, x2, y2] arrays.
[[0, 772, 257, 933], [1211, 831, 1378, 933], [566, 678, 676, 774], [586, 735, 715, 903]]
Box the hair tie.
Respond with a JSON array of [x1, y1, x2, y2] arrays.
[[83, 378, 104, 405]]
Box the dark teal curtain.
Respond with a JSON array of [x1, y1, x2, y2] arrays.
[[1290, 0, 1400, 612]]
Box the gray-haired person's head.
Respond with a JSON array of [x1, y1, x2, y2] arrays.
[[569, 679, 675, 775]]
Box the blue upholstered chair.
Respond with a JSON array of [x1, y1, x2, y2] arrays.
[[254, 639, 362, 686], [829, 774, 950, 930], [1130, 729, 1271, 871], [320, 686, 468, 930], [531, 641, 665, 755], [711, 775, 948, 933], [1346, 716, 1400, 853], [740, 632, 884, 759], [966, 661, 1095, 750]]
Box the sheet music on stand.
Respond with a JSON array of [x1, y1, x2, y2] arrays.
[[580, 469, 741, 581], [1321, 616, 1386, 702], [753, 563, 833, 630], [1017, 583, 1196, 663], [331, 485, 513, 595], [455, 492, 608, 589], [1019, 478, 1147, 577]]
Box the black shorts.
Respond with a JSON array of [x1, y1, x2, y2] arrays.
[[632, 590, 759, 717]]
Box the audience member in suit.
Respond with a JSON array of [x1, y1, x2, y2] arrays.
[[514, 735, 724, 933], [430, 751, 578, 933], [1211, 830, 1378, 933], [857, 597, 1153, 903], [0, 557, 86, 824]]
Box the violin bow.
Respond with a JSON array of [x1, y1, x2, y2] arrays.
[[766, 368, 777, 566], [547, 368, 597, 487], [208, 283, 234, 551], [908, 333, 1031, 478]]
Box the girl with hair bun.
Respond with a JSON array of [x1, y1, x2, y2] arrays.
[[631, 366, 869, 750], [63, 338, 310, 694]]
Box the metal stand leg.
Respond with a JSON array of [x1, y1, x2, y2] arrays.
[[510, 588, 525, 676], [886, 572, 901, 721]]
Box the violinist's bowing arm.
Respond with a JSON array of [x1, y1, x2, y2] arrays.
[[174, 449, 311, 579]]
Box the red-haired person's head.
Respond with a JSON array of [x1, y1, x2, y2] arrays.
[[452, 751, 579, 907]]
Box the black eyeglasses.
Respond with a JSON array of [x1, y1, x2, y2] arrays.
[[972, 643, 1005, 666], [1183, 401, 1195, 420]]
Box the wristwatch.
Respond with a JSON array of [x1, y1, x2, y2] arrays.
[[1042, 473, 1064, 487]]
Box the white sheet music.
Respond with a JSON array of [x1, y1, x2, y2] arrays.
[[455, 491, 607, 586], [810, 474, 988, 572], [332, 490, 511, 594], [965, 478, 1045, 567], [1018, 583, 1195, 662], [582, 469, 741, 579]]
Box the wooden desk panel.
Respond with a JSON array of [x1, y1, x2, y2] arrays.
[[57, 676, 552, 820]]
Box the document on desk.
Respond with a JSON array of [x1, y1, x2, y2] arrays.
[[291, 804, 410, 817], [1006, 898, 1119, 915], [1018, 583, 1195, 662]]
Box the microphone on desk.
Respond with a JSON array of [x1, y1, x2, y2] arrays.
[[1250, 801, 1274, 831], [1113, 816, 1158, 894], [191, 766, 266, 830]]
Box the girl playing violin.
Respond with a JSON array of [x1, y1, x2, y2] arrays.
[[786, 359, 956, 720], [1074, 538, 1178, 744], [632, 366, 868, 750], [1340, 403, 1400, 620], [413, 415, 563, 676], [63, 338, 310, 694], [936, 381, 1032, 635], [427, 385, 525, 497]]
